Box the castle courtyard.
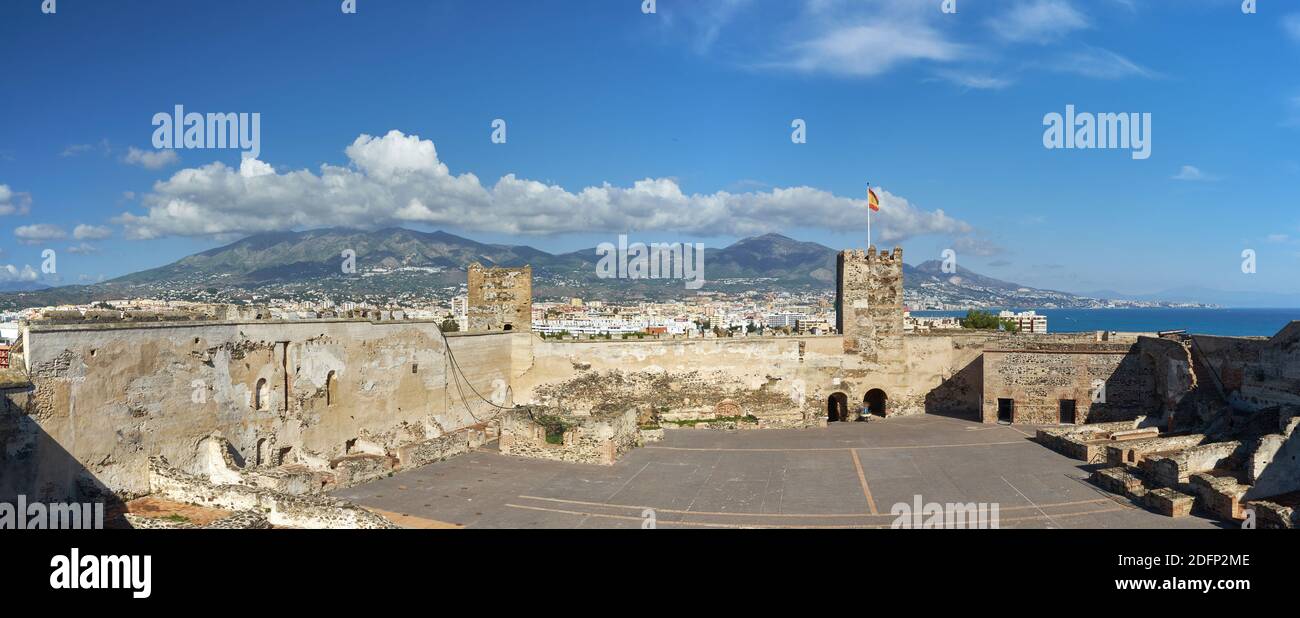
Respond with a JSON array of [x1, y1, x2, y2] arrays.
[[333, 415, 1219, 529]]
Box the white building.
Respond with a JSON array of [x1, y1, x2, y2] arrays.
[[999, 310, 1048, 333]]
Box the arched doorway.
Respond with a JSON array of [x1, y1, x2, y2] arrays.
[[864, 389, 888, 417], [827, 392, 849, 422]]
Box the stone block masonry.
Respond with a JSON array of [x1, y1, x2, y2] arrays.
[[468, 263, 531, 332], [982, 342, 1158, 424], [498, 408, 641, 465], [836, 247, 903, 361]]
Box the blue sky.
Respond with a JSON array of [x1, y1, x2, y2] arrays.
[[0, 0, 1297, 299]]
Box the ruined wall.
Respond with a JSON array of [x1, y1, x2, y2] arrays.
[[15, 320, 517, 499], [514, 331, 995, 426], [982, 342, 1157, 424], [836, 247, 904, 360], [498, 408, 641, 465], [467, 263, 532, 332], [1192, 322, 1300, 413]]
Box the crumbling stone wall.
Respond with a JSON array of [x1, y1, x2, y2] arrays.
[[513, 332, 999, 426], [147, 458, 397, 529], [1245, 417, 1300, 500], [18, 319, 517, 499], [498, 408, 640, 465], [467, 263, 532, 332], [1192, 322, 1300, 413]]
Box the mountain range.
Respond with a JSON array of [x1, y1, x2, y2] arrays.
[[0, 228, 1213, 309]]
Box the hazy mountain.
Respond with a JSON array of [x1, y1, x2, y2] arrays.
[[1082, 287, 1300, 309], [0, 228, 1212, 309], [0, 281, 50, 293]]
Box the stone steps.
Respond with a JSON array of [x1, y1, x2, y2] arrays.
[[1090, 466, 1195, 518]]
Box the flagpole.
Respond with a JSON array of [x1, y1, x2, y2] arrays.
[[866, 182, 872, 250]]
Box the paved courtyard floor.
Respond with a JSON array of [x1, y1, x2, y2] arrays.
[[334, 415, 1219, 529]]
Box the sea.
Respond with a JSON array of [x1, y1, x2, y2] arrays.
[[909, 308, 1300, 338]]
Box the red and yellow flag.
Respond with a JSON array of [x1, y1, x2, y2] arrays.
[[867, 187, 880, 212]]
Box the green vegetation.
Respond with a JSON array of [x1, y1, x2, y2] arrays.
[[960, 309, 1019, 333], [439, 316, 459, 332], [535, 415, 572, 444], [161, 514, 191, 524]]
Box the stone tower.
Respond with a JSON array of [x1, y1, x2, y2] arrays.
[[836, 247, 904, 360], [467, 263, 532, 332]]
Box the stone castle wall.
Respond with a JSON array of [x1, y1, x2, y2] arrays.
[[4, 319, 519, 500], [512, 332, 1000, 426], [1192, 324, 1300, 413], [982, 341, 1158, 424]]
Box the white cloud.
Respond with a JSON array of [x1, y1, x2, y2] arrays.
[[774, 22, 964, 77], [953, 234, 1005, 257], [1266, 234, 1290, 243], [73, 224, 113, 240], [66, 243, 101, 255], [660, 0, 1146, 86], [123, 147, 180, 169], [666, 0, 754, 54], [1172, 165, 1219, 182], [0, 184, 32, 216], [14, 223, 67, 244], [934, 70, 1014, 90], [1048, 46, 1154, 79], [989, 0, 1089, 44], [117, 130, 979, 246], [0, 264, 39, 283], [61, 139, 111, 158], [61, 144, 95, 157]]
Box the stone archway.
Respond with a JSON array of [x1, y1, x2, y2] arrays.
[[864, 389, 888, 417], [827, 392, 849, 422]]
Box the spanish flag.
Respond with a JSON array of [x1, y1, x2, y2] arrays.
[[867, 187, 880, 212]]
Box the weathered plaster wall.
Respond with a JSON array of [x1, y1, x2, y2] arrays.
[[12, 319, 517, 499]]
